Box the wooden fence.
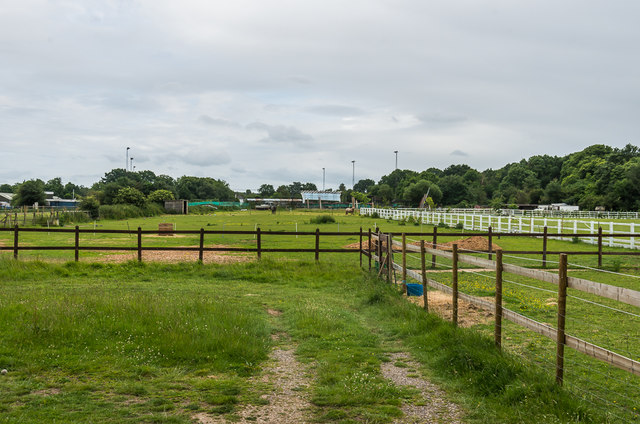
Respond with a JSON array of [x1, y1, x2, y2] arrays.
[[0, 226, 367, 263], [370, 231, 640, 383]]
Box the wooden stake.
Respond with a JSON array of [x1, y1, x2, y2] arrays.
[[543, 226, 548, 268], [495, 249, 503, 349], [74, 225, 80, 262], [199, 228, 204, 262], [388, 233, 394, 284], [597, 226, 603, 268], [431, 226, 438, 268], [556, 253, 568, 385], [137, 227, 142, 262], [257, 227, 262, 260], [488, 226, 493, 260], [401, 233, 407, 293], [315, 228, 320, 261], [13, 224, 18, 260], [421, 240, 428, 312], [452, 243, 458, 327], [368, 228, 372, 270], [359, 227, 363, 268]]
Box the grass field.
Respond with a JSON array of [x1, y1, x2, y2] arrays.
[[1, 210, 639, 422]]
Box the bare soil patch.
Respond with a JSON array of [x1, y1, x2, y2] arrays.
[[381, 352, 463, 423], [195, 335, 312, 424], [91, 245, 252, 264], [31, 388, 61, 397], [405, 291, 493, 328], [429, 236, 501, 252]]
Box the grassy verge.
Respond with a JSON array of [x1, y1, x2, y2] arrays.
[[0, 258, 611, 423]]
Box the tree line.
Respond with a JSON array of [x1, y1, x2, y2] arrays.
[[3, 143, 639, 212]]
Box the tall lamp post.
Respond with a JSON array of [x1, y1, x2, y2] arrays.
[[130, 157, 134, 172], [126, 147, 130, 171], [322, 167, 325, 191], [351, 160, 355, 189], [394, 150, 398, 170]]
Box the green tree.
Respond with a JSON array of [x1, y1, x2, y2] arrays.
[[403, 180, 442, 206], [148, 189, 175, 204], [258, 184, 275, 197], [353, 179, 375, 193], [12, 180, 46, 207], [0, 184, 13, 193], [114, 187, 146, 207], [44, 177, 65, 197], [79, 196, 100, 219]]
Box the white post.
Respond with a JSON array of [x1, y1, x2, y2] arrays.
[[590, 221, 595, 244], [530, 217, 534, 233], [558, 218, 562, 235], [508, 216, 512, 233], [609, 221, 614, 247], [498, 216, 502, 233], [573, 220, 577, 235], [518, 217, 522, 233], [631, 223, 636, 249]]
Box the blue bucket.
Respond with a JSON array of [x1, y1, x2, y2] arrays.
[[407, 283, 424, 296]]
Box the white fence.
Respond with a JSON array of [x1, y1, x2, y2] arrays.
[[360, 208, 640, 250], [406, 208, 640, 220]]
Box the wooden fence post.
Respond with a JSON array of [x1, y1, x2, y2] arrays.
[[488, 226, 493, 260], [376, 229, 381, 272], [452, 243, 459, 327], [402, 233, 407, 293], [495, 249, 503, 349], [315, 228, 320, 261], [431, 226, 438, 268], [368, 228, 372, 270], [388, 233, 394, 284], [359, 227, 363, 268], [257, 227, 262, 260], [597, 226, 603, 268], [137, 227, 142, 262], [74, 225, 80, 262], [199, 228, 204, 262], [421, 240, 428, 312], [13, 224, 18, 260], [543, 226, 548, 268], [556, 253, 568, 386]]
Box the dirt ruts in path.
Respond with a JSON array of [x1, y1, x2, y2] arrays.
[[381, 352, 463, 424], [194, 333, 312, 424]]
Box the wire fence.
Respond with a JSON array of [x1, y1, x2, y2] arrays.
[[370, 232, 640, 421]]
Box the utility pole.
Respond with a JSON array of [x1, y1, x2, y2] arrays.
[[322, 168, 325, 191], [130, 157, 134, 172], [394, 150, 398, 170], [126, 147, 130, 171], [351, 160, 355, 189]]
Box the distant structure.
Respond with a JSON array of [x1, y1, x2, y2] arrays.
[[165, 200, 189, 214], [300, 191, 342, 209]]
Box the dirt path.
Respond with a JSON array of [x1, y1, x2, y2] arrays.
[[381, 352, 463, 424], [195, 333, 312, 424]]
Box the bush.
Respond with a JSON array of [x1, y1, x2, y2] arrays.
[[309, 214, 336, 224], [147, 189, 175, 204], [114, 187, 146, 207], [371, 212, 380, 219], [79, 196, 100, 219], [98, 203, 163, 220], [455, 222, 464, 230], [437, 222, 448, 228]]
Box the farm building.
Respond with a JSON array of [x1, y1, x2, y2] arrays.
[[301, 191, 342, 209]]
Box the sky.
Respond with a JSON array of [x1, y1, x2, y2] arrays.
[[1, 1, 639, 192]]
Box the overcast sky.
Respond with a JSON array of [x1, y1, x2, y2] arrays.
[[1, 1, 639, 191]]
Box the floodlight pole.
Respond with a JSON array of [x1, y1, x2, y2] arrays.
[[130, 157, 134, 172], [394, 150, 398, 170], [351, 160, 355, 189], [126, 147, 130, 171], [322, 167, 325, 191]]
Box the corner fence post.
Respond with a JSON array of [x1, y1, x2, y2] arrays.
[[431, 226, 438, 268], [257, 227, 262, 260], [401, 233, 407, 293], [387, 233, 394, 284], [368, 228, 372, 271], [543, 226, 548, 268], [75, 225, 80, 262], [199, 228, 204, 262], [420, 240, 428, 312], [137, 227, 142, 262], [359, 227, 363, 268], [556, 253, 568, 386], [452, 243, 459, 327], [597, 226, 603, 268], [495, 249, 503, 349], [315, 228, 320, 261], [13, 224, 19, 260]]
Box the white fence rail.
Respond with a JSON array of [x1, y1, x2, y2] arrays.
[[361, 208, 640, 250]]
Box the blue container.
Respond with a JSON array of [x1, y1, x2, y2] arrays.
[[406, 283, 424, 296]]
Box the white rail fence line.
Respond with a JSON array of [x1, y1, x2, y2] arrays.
[[361, 208, 639, 250], [433, 208, 640, 220]]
